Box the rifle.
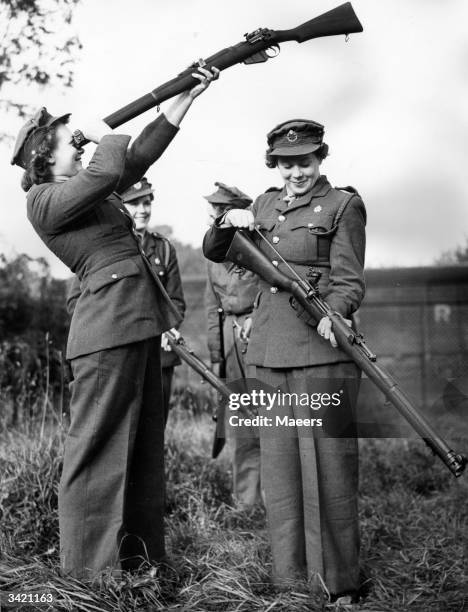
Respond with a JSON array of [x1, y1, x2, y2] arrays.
[[211, 308, 227, 458], [164, 329, 232, 458], [225, 229, 467, 478], [100, 3, 362, 130]]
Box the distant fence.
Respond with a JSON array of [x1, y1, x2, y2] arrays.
[[179, 265, 468, 418]]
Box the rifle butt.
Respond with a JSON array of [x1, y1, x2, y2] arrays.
[[275, 2, 363, 44]]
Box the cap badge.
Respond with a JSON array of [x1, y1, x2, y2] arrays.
[[286, 129, 298, 143], [313, 205, 322, 213]]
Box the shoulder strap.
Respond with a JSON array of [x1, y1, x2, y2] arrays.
[[150, 231, 171, 268], [163, 239, 170, 268], [333, 186, 359, 228]]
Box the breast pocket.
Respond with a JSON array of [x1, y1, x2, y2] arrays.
[[87, 259, 141, 293], [290, 212, 336, 262]]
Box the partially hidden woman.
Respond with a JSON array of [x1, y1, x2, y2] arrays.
[[10, 67, 218, 578], [202, 119, 366, 605]]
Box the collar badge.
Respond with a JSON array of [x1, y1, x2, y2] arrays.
[[313, 205, 322, 213]]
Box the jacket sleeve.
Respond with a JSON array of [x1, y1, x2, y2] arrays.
[[324, 195, 366, 317], [27, 134, 131, 233], [115, 114, 179, 194], [66, 275, 81, 316], [164, 243, 186, 323], [204, 264, 222, 363], [202, 219, 239, 263]]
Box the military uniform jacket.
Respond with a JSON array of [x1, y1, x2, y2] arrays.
[[28, 114, 182, 360], [205, 261, 258, 364], [142, 230, 186, 368], [202, 175, 366, 368]]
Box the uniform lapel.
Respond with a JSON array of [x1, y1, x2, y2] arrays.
[[273, 189, 289, 213], [284, 176, 332, 214]]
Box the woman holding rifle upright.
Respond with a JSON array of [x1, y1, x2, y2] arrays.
[[203, 119, 366, 606], [10, 66, 218, 578]]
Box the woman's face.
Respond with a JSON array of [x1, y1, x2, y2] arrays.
[[276, 153, 321, 196], [124, 196, 153, 231], [50, 124, 83, 179]]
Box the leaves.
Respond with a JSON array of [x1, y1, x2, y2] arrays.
[[0, 0, 81, 126]]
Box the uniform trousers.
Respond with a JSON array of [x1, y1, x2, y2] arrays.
[[248, 362, 360, 596], [161, 366, 174, 425], [59, 337, 165, 578]]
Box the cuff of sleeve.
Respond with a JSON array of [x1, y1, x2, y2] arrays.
[[161, 113, 181, 134], [214, 212, 231, 228], [325, 296, 351, 318]]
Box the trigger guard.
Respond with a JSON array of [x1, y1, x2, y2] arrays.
[[265, 45, 280, 58]]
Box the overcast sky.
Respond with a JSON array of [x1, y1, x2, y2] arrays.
[[1, 0, 467, 278]]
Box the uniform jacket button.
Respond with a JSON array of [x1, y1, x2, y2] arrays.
[[111, 273, 118, 279], [272, 236, 280, 244], [158, 270, 165, 276], [278, 215, 285, 222], [270, 286, 278, 294], [155, 257, 160, 264]]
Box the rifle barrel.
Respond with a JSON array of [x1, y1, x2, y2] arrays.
[[165, 331, 231, 399]]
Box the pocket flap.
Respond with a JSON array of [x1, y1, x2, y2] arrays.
[[290, 212, 334, 232], [88, 259, 140, 293]]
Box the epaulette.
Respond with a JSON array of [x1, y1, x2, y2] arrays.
[[264, 186, 281, 193], [150, 231, 168, 242], [336, 185, 360, 197]]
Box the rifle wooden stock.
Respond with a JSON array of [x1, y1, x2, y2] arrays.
[[225, 230, 467, 478], [102, 3, 363, 129]]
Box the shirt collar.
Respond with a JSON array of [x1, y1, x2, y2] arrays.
[[274, 175, 332, 212]]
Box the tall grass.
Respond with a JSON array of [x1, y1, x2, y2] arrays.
[[0, 386, 467, 611]]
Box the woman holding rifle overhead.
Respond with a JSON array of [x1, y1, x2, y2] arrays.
[[10, 66, 218, 578], [203, 119, 366, 606]]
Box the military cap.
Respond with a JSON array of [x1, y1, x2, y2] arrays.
[[266, 119, 325, 156], [203, 182, 252, 209], [122, 177, 154, 203], [11, 107, 70, 169]]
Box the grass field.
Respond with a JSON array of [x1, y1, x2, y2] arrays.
[[0, 385, 467, 612]]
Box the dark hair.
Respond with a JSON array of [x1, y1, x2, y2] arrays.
[[265, 143, 329, 169], [20, 120, 67, 192]]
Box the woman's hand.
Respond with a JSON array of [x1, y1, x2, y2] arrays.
[[165, 66, 219, 127], [80, 120, 113, 144], [317, 316, 352, 348], [161, 328, 180, 351], [241, 317, 252, 341], [188, 66, 220, 99], [223, 209, 255, 231]]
